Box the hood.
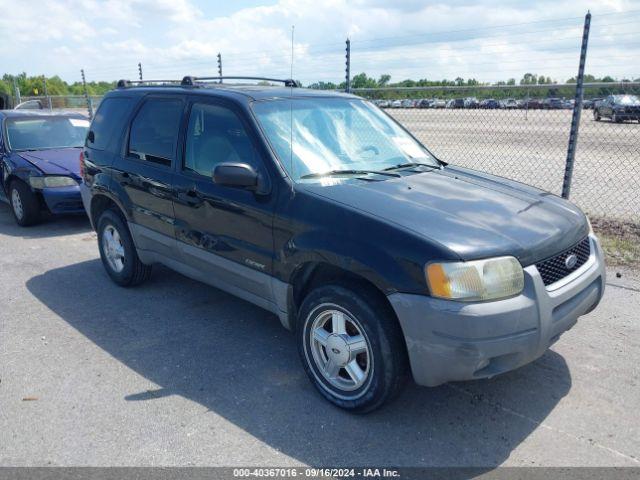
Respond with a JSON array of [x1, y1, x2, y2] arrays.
[[16, 148, 81, 178], [301, 166, 589, 266]]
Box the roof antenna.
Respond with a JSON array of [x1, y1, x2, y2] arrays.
[[290, 25, 295, 81], [289, 24, 295, 187]]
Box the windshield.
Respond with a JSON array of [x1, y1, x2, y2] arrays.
[[614, 95, 640, 105], [5, 116, 90, 151], [252, 97, 439, 181]]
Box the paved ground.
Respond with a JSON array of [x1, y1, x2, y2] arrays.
[[387, 108, 640, 220], [0, 204, 639, 467]]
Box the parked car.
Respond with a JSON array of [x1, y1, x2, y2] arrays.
[[400, 99, 414, 108], [479, 99, 499, 109], [15, 99, 45, 110], [463, 97, 479, 109], [583, 98, 602, 110], [431, 99, 446, 109], [0, 110, 89, 226], [1, 92, 13, 110], [593, 94, 640, 123], [417, 99, 432, 108], [390, 99, 402, 108], [446, 98, 465, 109], [500, 98, 519, 109], [82, 77, 605, 412], [378, 100, 390, 108], [523, 98, 544, 110], [543, 98, 564, 110]]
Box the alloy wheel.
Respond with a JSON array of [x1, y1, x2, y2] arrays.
[[11, 188, 24, 220], [307, 306, 372, 393], [102, 224, 126, 273]]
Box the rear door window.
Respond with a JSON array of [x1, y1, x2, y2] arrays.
[[128, 98, 183, 167], [87, 97, 132, 152]]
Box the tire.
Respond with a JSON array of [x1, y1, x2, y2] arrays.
[[612, 112, 621, 123], [97, 208, 152, 287], [297, 284, 408, 413], [9, 180, 41, 226], [594, 110, 601, 121]]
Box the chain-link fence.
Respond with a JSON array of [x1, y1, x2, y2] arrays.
[[8, 84, 640, 264], [15, 95, 102, 115], [358, 82, 640, 264]]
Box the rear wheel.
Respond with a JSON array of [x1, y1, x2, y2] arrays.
[[297, 284, 408, 413], [9, 180, 40, 226], [594, 109, 601, 121], [97, 209, 152, 287], [612, 111, 621, 123]]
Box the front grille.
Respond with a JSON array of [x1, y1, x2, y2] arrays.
[[535, 237, 591, 286]]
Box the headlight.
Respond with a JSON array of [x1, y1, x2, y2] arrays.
[[29, 176, 78, 189], [426, 256, 524, 301]]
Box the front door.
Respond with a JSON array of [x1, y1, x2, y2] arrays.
[[172, 99, 277, 302]]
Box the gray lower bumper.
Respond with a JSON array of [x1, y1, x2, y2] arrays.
[[388, 235, 606, 387]]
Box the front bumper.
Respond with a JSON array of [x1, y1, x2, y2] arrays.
[[388, 235, 606, 387], [40, 185, 85, 215]]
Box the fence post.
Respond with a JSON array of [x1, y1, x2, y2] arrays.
[[217, 53, 223, 83], [562, 11, 591, 199], [138, 62, 143, 81], [42, 75, 52, 110], [345, 38, 351, 93], [12, 76, 21, 106], [81, 69, 94, 119]]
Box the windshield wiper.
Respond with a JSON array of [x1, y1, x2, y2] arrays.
[[300, 169, 401, 179], [383, 162, 442, 172]]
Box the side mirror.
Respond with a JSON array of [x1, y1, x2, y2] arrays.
[[213, 163, 269, 194]]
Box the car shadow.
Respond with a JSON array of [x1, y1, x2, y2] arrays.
[[26, 259, 572, 467], [0, 200, 91, 238]]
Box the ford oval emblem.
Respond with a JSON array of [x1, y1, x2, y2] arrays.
[[565, 254, 578, 270]]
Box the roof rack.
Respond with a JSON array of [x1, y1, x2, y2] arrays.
[[116, 76, 300, 89], [116, 79, 183, 88]]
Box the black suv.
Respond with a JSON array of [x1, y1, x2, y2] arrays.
[[81, 76, 605, 412]]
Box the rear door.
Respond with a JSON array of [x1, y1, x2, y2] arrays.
[[112, 95, 185, 258], [172, 97, 277, 302]]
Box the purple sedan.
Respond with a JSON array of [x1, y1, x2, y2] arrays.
[[0, 110, 89, 226]]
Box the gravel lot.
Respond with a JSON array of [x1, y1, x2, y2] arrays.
[[388, 109, 640, 220], [1, 203, 639, 467]]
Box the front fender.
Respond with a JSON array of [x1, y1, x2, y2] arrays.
[[281, 229, 426, 295], [2, 154, 38, 193]]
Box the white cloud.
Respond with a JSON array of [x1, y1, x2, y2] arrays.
[[0, 0, 638, 83]]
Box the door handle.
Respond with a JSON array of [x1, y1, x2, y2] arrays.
[[177, 188, 202, 205]]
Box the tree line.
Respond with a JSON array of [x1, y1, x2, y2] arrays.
[[308, 72, 640, 99], [1, 72, 638, 102], [0, 73, 115, 98]]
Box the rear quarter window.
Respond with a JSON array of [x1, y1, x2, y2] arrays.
[[127, 98, 183, 167], [87, 97, 133, 152]]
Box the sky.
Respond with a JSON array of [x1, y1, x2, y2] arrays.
[[0, 0, 638, 85]]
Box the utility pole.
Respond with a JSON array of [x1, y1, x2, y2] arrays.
[[81, 69, 94, 119], [138, 62, 143, 81], [562, 11, 591, 199], [42, 75, 52, 110], [345, 38, 351, 93], [217, 53, 222, 83]]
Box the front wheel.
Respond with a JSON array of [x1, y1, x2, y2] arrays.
[[594, 110, 601, 121], [297, 284, 408, 413], [97, 209, 152, 287], [9, 180, 41, 226]]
